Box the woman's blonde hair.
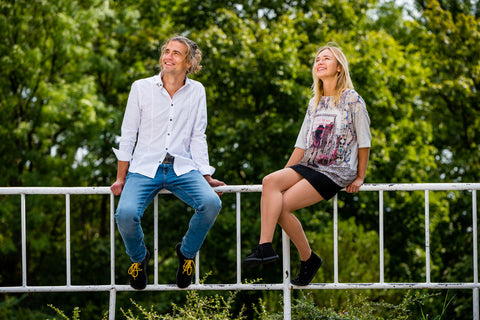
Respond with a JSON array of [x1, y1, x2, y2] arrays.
[[160, 36, 202, 74], [311, 44, 353, 107]]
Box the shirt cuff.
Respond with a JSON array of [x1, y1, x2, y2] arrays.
[[199, 165, 215, 176], [112, 148, 131, 162]]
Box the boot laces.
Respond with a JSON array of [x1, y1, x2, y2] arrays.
[[182, 259, 195, 276], [128, 263, 142, 279]]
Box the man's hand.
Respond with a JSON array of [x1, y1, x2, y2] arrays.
[[111, 179, 125, 196], [346, 177, 363, 193], [204, 175, 226, 195], [111, 161, 129, 196]]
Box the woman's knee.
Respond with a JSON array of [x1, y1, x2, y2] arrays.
[[262, 172, 279, 189]]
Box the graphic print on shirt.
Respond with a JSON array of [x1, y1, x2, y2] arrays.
[[305, 113, 338, 167]]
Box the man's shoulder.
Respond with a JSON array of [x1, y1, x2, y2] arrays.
[[186, 77, 205, 90], [132, 75, 157, 85], [127, 76, 159, 93]]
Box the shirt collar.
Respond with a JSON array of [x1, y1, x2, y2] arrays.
[[154, 72, 190, 88]]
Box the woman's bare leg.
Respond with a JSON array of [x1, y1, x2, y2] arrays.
[[259, 168, 303, 244], [278, 179, 323, 260]]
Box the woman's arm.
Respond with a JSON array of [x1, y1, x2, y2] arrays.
[[284, 147, 305, 168], [346, 147, 370, 193]]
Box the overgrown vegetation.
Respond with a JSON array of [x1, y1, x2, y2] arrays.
[[2, 0, 479, 318], [47, 290, 454, 320]]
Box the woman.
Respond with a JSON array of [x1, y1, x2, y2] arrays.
[[242, 44, 371, 286]]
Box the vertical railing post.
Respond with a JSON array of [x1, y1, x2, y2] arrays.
[[21, 194, 27, 287], [109, 193, 116, 320], [236, 192, 242, 284], [109, 289, 116, 320], [154, 195, 159, 285], [195, 252, 200, 284], [474, 289, 479, 320], [333, 194, 339, 284], [379, 190, 384, 283], [282, 230, 291, 320], [425, 190, 431, 283], [65, 194, 71, 287], [472, 190, 479, 320]]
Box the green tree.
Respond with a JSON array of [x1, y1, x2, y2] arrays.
[[1, 0, 478, 318], [411, 0, 480, 183]]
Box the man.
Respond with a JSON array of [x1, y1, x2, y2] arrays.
[[111, 36, 225, 290]]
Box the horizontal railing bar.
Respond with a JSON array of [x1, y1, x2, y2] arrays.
[[0, 183, 479, 195], [0, 187, 112, 195], [3, 282, 480, 293], [359, 183, 480, 192]]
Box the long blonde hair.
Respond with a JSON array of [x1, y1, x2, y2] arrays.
[[311, 44, 354, 107]]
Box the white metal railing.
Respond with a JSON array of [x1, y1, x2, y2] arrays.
[[0, 183, 479, 319]]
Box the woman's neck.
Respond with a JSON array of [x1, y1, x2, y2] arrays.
[[322, 79, 336, 97]]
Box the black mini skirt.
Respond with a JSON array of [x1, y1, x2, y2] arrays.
[[290, 164, 342, 200]]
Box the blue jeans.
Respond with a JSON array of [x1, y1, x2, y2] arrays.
[[115, 164, 222, 262]]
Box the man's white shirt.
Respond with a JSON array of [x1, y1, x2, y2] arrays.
[[113, 74, 215, 178]]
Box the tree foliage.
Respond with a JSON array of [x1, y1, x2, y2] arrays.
[[1, 0, 479, 318]]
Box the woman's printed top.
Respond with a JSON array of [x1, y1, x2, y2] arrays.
[[294, 89, 371, 187]]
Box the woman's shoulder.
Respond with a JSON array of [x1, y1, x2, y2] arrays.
[[341, 89, 366, 106], [341, 88, 360, 99], [306, 97, 316, 113]]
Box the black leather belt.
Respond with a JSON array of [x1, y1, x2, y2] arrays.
[[162, 153, 175, 164]]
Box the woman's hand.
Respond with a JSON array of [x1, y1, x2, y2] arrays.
[[346, 177, 363, 193]]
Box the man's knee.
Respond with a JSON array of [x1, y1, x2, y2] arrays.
[[115, 203, 140, 226], [208, 194, 222, 213], [200, 193, 222, 217]]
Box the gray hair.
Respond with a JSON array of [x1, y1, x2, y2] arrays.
[[160, 36, 202, 74]]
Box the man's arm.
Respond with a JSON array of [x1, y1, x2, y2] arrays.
[[110, 160, 129, 195], [204, 174, 226, 196], [204, 175, 226, 187]]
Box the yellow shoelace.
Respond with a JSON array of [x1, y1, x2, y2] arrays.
[[128, 263, 142, 279], [182, 259, 195, 276]]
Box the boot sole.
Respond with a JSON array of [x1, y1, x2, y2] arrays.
[[242, 255, 279, 268]]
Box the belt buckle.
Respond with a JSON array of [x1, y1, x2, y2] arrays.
[[162, 153, 174, 164]]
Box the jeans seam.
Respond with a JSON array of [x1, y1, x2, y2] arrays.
[[167, 184, 201, 209], [139, 186, 165, 215]]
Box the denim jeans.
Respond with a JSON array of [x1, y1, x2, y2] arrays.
[[115, 164, 222, 262]]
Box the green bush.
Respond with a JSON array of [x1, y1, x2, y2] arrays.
[[47, 289, 449, 320]]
